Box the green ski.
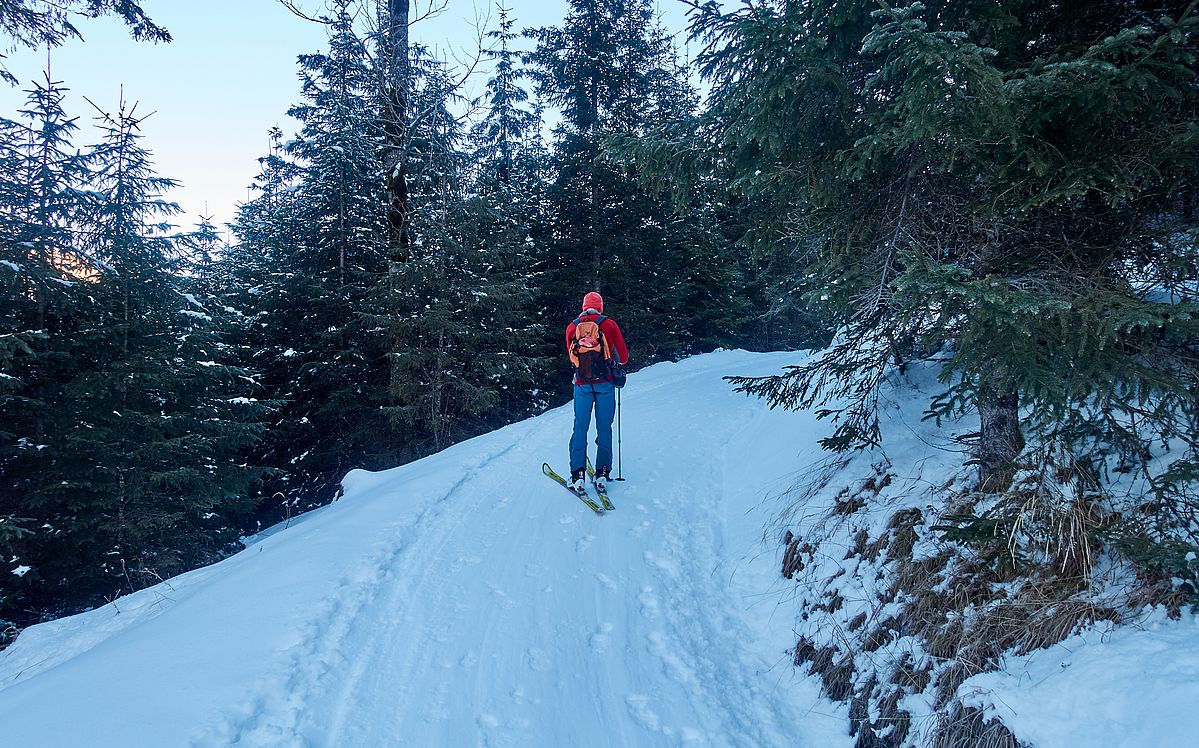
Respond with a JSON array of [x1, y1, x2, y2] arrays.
[[585, 457, 615, 511], [542, 463, 603, 515]]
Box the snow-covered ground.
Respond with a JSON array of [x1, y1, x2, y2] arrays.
[[961, 609, 1199, 747], [2, 349, 1197, 747], [0, 350, 851, 748]]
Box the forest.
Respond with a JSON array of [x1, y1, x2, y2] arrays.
[[1, 0, 784, 625], [1, 1, 1197, 741]]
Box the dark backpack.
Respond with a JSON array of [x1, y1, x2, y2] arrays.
[[570, 314, 613, 383]]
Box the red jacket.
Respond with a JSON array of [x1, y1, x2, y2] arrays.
[[566, 314, 629, 385]]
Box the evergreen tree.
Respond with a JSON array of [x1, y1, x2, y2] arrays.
[[178, 213, 273, 530], [0, 73, 91, 372], [0, 0, 170, 84], [223, 4, 394, 515], [2, 87, 262, 620], [471, 5, 543, 190], [44, 98, 259, 610], [675, 1, 1198, 527], [466, 4, 554, 418], [527, 0, 746, 372], [386, 52, 541, 455], [0, 75, 97, 617]]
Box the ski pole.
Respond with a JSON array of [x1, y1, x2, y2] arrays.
[[615, 387, 625, 481]]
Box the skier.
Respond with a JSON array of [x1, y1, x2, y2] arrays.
[[566, 291, 629, 493]]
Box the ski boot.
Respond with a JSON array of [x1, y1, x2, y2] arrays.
[[570, 467, 587, 494], [595, 465, 611, 492]]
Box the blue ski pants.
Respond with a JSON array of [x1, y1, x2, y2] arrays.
[[570, 382, 616, 474]]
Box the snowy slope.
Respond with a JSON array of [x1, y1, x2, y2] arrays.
[[0, 350, 853, 748], [960, 610, 1199, 747]]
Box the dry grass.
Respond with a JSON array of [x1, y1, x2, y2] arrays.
[[931, 704, 1024, 748], [1128, 570, 1195, 616], [892, 652, 932, 692], [850, 675, 914, 748], [887, 508, 923, 560], [863, 616, 901, 652], [785, 469, 1134, 747], [781, 530, 814, 579], [794, 636, 857, 701], [835, 471, 894, 517], [1007, 486, 1106, 581]]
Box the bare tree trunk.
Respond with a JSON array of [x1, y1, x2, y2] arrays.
[[970, 224, 1023, 492], [382, 0, 411, 264], [976, 365, 1023, 492], [381, 0, 411, 416]]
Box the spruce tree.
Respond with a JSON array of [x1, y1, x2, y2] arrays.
[[527, 0, 745, 371], [223, 5, 395, 515], [2, 85, 263, 620], [0, 75, 97, 618], [467, 4, 554, 417], [387, 52, 500, 454], [0, 0, 170, 84], [471, 5, 543, 190], [679, 0, 1198, 523], [45, 98, 259, 609]]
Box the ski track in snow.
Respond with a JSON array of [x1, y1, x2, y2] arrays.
[[197, 438, 531, 747], [0, 351, 849, 748]]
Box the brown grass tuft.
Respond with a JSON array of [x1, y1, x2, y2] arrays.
[[778, 461, 1150, 747], [891, 652, 931, 692], [932, 704, 1023, 748], [795, 637, 857, 701], [781, 530, 815, 579], [887, 508, 923, 560]]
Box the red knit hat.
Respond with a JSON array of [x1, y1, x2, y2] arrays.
[[581, 292, 604, 313]]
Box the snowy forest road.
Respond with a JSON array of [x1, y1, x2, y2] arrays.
[[0, 351, 848, 748]]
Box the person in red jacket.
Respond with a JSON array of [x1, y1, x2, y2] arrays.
[[566, 291, 629, 492]]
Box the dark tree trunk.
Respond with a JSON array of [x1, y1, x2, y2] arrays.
[[970, 225, 1024, 491], [976, 367, 1024, 492], [382, 0, 411, 264], [381, 0, 412, 434]]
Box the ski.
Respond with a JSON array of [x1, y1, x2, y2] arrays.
[[585, 457, 615, 511], [542, 463, 604, 515]]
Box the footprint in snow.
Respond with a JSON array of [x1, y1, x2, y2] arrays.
[[449, 554, 482, 572], [478, 713, 501, 729], [488, 584, 517, 610], [625, 693, 662, 732], [638, 586, 660, 619], [423, 684, 450, 723], [628, 519, 652, 537], [590, 622, 614, 653], [524, 647, 552, 672]]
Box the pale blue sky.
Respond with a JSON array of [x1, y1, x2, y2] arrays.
[[0, 0, 693, 236]]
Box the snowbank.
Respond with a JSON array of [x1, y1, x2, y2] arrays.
[[961, 610, 1199, 747]]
